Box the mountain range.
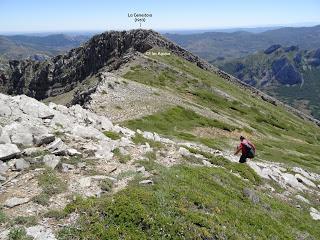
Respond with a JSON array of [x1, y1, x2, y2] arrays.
[[0, 29, 320, 239], [220, 45, 320, 118], [0, 34, 90, 60], [165, 25, 320, 63]]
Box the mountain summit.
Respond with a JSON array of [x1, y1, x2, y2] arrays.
[[0, 29, 211, 100]]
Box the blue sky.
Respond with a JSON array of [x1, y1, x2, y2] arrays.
[[0, 0, 320, 33]]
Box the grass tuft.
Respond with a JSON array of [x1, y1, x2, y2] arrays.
[[103, 131, 122, 140]]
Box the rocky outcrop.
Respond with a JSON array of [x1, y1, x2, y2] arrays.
[[0, 29, 214, 101], [264, 44, 282, 54], [271, 57, 302, 85], [284, 45, 299, 52], [308, 48, 320, 66]]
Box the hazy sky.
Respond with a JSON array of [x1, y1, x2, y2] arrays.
[[1, 0, 320, 33]]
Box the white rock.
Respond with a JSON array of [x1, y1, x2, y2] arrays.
[[141, 142, 153, 153], [66, 148, 82, 156], [97, 117, 113, 131], [34, 134, 55, 146], [179, 147, 191, 157], [295, 195, 310, 204], [202, 160, 213, 167], [16, 95, 54, 119], [0, 162, 9, 174], [43, 155, 61, 169], [0, 126, 11, 144], [118, 137, 133, 147], [78, 177, 92, 188], [292, 167, 320, 182], [71, 125, 105, 140], [143, 131, 154, 141], [136, 166, 145, 173], [4, 197, 29, 208], [153, 132, 161, 142], [0, 143, 20, 161], [46, 138, 67, 154], [159, 137, 174, 144], [0, 229, 9, 240], [310, 207, 320, 220], [61, 163, 75, 172], [139, 179, 153, 185], [91, 175, 116, 182], [94, 140, 116, 160], [77, 162, 86, 169], [281, 173, 307, 191], [0, 103, 12, 117], [22, 147, 42, 156], [2, 122, 33, 146], [116, 147, 127, 156], [295, 174, 317, 188], [194, 154, 205, 159], [118, 127, 135, 137], [15, 158, 30, 171], [6, 159, 16, 168], [26, 225, 57, 240]]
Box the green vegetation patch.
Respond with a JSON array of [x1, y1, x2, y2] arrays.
[[58, 164, 319, 239], [8, 227, 32, 240], [32, 193, 50, 206], [13, 216, 37, 227], [44, 209, 68, 220], [99, 178, 114, 192], [37, 168, 67, 196], [126, 106, 237, 136], [112, 148, 131, 164], [103, 131, 122, 140], [125, 106, 236, 150], [0, 209, 6, 223], [131, 133, 163, 149]]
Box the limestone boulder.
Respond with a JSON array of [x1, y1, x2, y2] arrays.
[[0, 144, 21, 161]]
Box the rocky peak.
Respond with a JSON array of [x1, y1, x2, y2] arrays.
[[0, 29, 211, 101]]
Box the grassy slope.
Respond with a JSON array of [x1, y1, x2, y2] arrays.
[[124, 49, 320, 172], [59, 162, 320, 239], [57, 50, 320, 239]]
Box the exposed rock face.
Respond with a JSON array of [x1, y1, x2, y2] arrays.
[[284, 45, 299, 52], [271, 57, 302, 85], [0, 29, 213, 101], [264, 44, 282, 54], [308, 48, 320, 66]]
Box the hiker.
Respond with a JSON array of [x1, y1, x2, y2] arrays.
[[234, 136, 256, 163]]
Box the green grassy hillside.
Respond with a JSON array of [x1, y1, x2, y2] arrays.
[[55, 49, 320, 239], [122, 49, 320, 172]]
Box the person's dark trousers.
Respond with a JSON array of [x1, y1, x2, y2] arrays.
[[239, 155, 247, 163]]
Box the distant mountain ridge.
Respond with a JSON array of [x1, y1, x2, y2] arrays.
[[0, 34, 90, 59], [220, 45, 320, 119], [165, 25, 320, 63]]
